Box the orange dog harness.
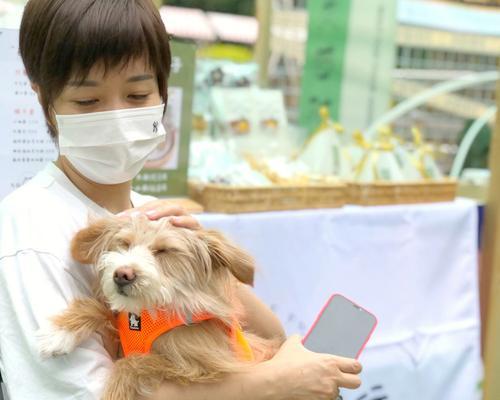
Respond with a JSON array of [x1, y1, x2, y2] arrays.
[[117, 309, 254, 361]]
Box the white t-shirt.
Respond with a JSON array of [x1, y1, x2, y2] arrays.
[[0, 162, 155, 400]]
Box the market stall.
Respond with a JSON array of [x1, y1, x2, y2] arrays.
[[199, 199, 482, 399], [1, 0, 498, 399]]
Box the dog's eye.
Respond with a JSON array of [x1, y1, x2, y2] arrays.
[[153, 248, 168, 256], [116, 238, 131, 249]]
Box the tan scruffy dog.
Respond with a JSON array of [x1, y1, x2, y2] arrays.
[[36, 215, 278, 400]]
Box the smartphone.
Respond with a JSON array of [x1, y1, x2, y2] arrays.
[[302, 294, 378, 359]]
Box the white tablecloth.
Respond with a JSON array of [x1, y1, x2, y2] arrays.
[[198, 198, 482, 400]]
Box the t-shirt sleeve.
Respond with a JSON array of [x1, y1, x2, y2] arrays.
[[131, 191, 157, 208], [0, 250, 113, 400]]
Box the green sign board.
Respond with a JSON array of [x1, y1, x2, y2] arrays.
[[299, 0, 351, 132], [299, 0, 397, 135], [133, 40, 196, 197]]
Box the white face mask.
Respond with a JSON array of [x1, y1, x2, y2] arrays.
[[56, 104, 167, 185]]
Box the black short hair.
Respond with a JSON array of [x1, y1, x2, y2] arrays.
[[20, 0, 171, 138]]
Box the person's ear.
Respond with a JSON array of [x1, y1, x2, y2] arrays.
[[30, 82, 57, 135], [30, 82, 42, 102]]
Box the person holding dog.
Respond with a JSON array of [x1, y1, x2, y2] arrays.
[[0, 0, 362, 399]]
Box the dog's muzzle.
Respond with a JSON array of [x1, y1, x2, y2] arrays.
[[114, 267, 137, 291]]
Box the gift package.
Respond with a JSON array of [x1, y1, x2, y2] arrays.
[[188, 74, 456, 212]]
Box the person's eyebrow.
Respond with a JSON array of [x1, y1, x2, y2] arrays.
[[66, 74, 154, 87], [127, 74, 155, 83], [67, 80, 100, 87]]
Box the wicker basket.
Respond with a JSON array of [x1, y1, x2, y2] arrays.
[[347, 178, 458, 206], [188, 181, 348, 213]]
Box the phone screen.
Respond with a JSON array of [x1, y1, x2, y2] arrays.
[[302, 294, 377, 359]]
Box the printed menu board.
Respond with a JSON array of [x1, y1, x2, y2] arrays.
[[0, 28, 57, 201], [0, 28, 194, 201]]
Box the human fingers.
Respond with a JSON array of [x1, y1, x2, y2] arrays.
[[118, 200, 187, 220], [321, 355, 362, 390], [143, 204, 186, 220], [327, 355, 362, 374], [169, 215, 202, 230], [335, 372, 362, 390]]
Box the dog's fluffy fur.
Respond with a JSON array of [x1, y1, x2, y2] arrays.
[[36, 215, 278, 400]]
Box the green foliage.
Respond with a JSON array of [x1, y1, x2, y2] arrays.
[[163, 0, 255, 16]]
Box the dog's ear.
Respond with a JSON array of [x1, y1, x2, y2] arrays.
[[198, 230, 255, 286], [71, 217, 123, 265]]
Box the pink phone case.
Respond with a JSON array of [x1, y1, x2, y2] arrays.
[[302, 293, 378, 360]]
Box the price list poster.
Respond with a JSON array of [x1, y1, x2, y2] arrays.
[[0, 29, 57, 201]]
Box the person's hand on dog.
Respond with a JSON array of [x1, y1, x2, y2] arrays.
[[268, 335, 362, 400], [117, 200, 201, 230]]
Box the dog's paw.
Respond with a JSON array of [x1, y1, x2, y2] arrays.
[[36, 324, 79, 359]]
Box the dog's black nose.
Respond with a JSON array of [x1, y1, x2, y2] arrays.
[[114, 267, 137, 288]]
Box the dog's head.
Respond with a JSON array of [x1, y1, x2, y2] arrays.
[[71, 215, 254, 315]]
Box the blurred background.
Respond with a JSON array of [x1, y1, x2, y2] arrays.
[[1, 0, 498, 178], [152, 0, 500, 177], [0, 1, 499, 400]]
